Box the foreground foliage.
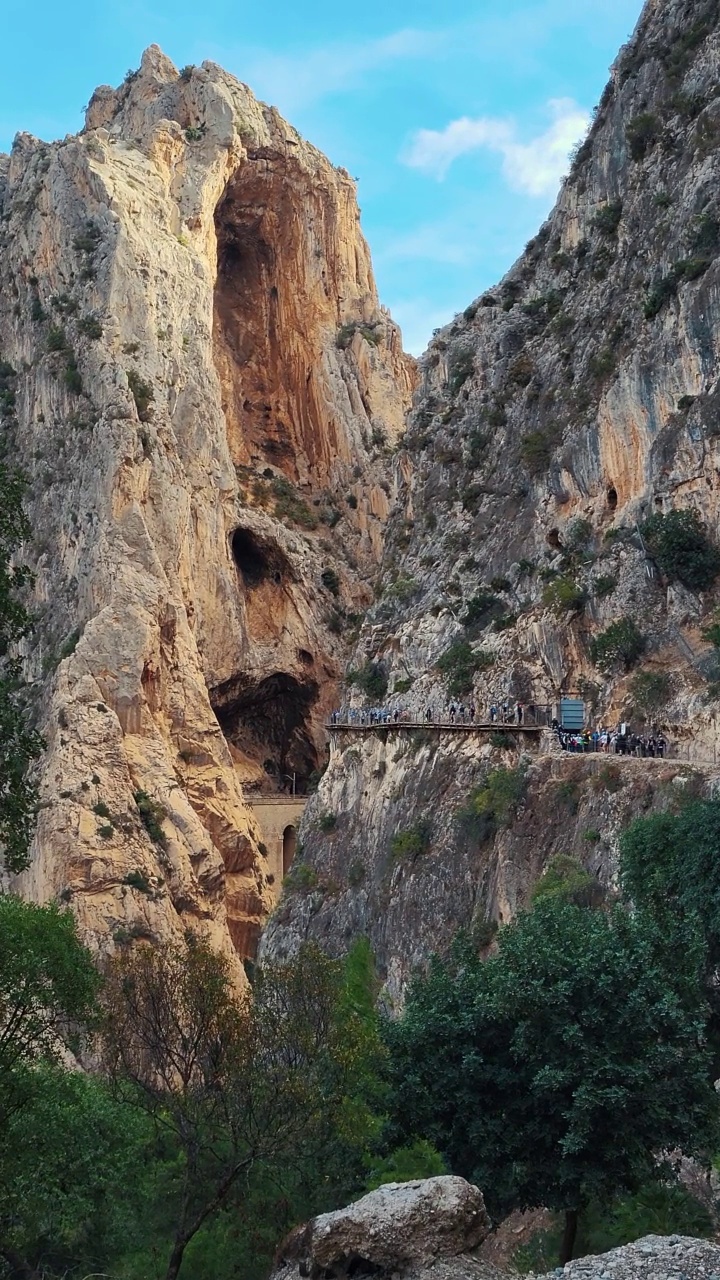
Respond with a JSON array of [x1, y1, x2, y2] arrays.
[[384, 899, 717, 1263]]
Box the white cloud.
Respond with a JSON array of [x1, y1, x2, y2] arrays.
[[402, 98, 591, 196], [238, 28, 445, 114]]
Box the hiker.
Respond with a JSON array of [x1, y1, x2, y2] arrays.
[[469, 703, 476, 723], [516, 703, 523, 725], [490, 703, 498, 723], [449, 703, 457, 724]]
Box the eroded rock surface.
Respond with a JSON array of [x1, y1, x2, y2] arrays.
[[262, 0, 720, 994], [271, 1176, 492, 1279], [0, 46, 414, 963]]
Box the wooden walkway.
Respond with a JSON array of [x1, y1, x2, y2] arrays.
[[325, 721, 545, 734]]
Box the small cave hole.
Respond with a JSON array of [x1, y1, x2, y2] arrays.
[[607, 486, 618, 511], [231, 527, 291, 590], [297, 649, 314, 667], [547, 527, 562, 549]]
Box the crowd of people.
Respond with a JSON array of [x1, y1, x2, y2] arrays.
[[328, 701, 550, 727], [553, 721, 668, 757], [327, 707, 670, 758]]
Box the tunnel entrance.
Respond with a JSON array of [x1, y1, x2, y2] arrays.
[[231, 527, 291, 589], [283, 825, 297, 875], [210, 671, 320, 794]]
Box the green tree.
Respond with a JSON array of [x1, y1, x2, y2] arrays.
[[0, 1068, 149, 1279], [0, 465, 43, 873], [620, 799, 720, 1052], [641, 508, 720, 591], [589, 617, 645, 673], [384, 900, 716, 1264], [0, 896, 100, 1130], [102, 937, 383, 1280]]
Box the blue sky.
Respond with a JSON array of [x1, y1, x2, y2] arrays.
[[1, 0, 643, 354]]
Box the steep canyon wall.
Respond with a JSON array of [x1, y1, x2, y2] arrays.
[[0, 46, 414, 966], [263, 0, 720, 994]]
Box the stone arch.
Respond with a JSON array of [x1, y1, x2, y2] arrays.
[[283, 825, 297, 875]]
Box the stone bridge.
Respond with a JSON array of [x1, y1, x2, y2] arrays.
[[248, 796, 306, 900]]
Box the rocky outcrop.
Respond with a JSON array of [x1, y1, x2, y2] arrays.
[[271, 1176, 494, 1280], [262, 0, 720, 992], [0, 46, 414, 964], [268, 1179, 720, 1280]]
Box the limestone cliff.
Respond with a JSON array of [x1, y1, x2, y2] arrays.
[[262, 0, 720, 994], [0, 46, 414, 965]]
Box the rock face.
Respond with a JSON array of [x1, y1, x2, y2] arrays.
[[269, 1179, 720, 1280], [271, 1176, 492, 1280], [262, 0, 720, 994], [0, 46, 414, 965]]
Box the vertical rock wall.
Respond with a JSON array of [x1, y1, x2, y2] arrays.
[[0, 46, 414, 966]]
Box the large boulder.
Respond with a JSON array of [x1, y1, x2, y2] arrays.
[[272, 1176, 491, 1278]]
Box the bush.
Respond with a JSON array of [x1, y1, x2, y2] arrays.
[[365, 1140, 447, 1192], [593, 574, 618, 599], [127, 369, 154, 421], [644, 275, 677, 320], [390, 818, 432, 861], [542, 576, 586, 615], [520, 429, 559, 474], [448, 347, 475, 393], [457, 766, 526, 842], [463, 591, 501, 629], [629, 670, 671, 713], [489, 731, 515, 749], [590, 618, 645, 673], [47, 325, 68, 352], [592, 200, 623, 236], [532, 854, 604, 909], [318, 812, 337, 832], [93, 801, 112, 819], [394, 676, 413, 694], [641, 508, 720, 591], [283, 863, 318, 891], [626, 113, 658, 160], [59, 627, 81, 658], [564, 518, 593, 551], [79, 315, 103, 339], [64, 359, 82, 394], [123, 868, 152, 893], [348, 661, 388, 701], [270, 475, 318, 529], [436, 640, 494, 697], [133, 790, 167, 848]]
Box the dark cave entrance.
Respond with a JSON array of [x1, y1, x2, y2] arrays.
[[607, 486, 618, 511], [231, 527, 290, 589], [210, 672, 320, 794]]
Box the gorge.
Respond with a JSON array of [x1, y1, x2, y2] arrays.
[[2, 0, 720, 995]]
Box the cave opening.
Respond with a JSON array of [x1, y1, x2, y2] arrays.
[[607, 486, 618, 511], [210, 671, 319, 794], [231, 527, 290, 589]]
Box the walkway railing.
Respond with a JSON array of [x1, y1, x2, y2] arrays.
[[326, 718, 545, 732]]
